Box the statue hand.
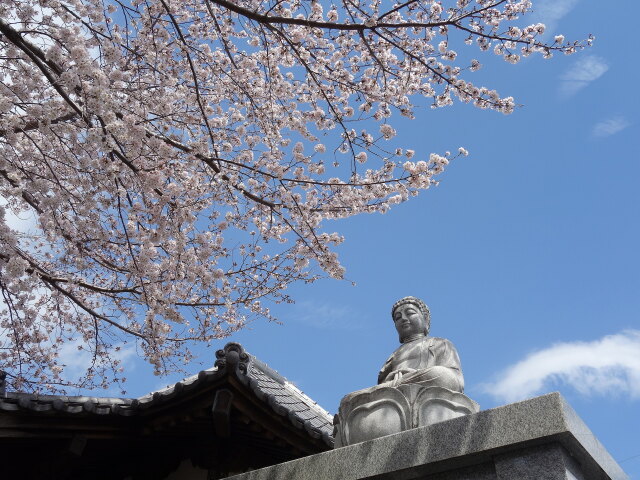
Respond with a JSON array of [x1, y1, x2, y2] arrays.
[[390, 368, 417, 386]]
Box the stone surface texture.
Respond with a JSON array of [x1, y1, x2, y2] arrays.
[[223, 393, 628, 480], [334, 297, 479, 447]]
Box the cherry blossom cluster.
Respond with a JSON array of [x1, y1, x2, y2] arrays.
[[0, 0, 587, 391]]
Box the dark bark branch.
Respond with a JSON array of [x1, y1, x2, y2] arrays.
[[0, 112, 78, 138], [208, 0, 450, 30], [0, 19, 87, 122]]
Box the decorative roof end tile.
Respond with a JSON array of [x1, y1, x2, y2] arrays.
[[214, 342, 251, 375]]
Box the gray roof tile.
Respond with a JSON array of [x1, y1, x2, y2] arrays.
[[0, 342, 334, 446]]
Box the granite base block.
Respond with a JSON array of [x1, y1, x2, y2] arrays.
[[223, 393, 627, 480]]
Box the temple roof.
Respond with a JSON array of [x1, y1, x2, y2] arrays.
[[0, 343, 335, 478], [0, 343, 333, 446]]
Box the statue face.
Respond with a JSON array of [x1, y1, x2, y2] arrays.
[[392, 303, 426, 340]]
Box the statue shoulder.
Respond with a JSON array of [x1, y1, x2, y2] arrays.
[[428, 336, 457, 347], [427, 336, 462, 367]]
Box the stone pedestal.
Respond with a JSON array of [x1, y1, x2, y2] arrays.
[[223, 393, 627, 480]]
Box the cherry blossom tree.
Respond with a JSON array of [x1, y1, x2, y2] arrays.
[[0, 0, 589, 392]]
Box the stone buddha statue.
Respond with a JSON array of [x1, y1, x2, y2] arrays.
[[377, 296, 464, 392], [333, 296, 478, 447]]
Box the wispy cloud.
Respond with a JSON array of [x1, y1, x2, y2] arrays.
[[592, 116, 630, 138], [531, 0, 580, 37], [293, 301, 364, 330], [0, 324, 139, 396], [559, 55, 609, 97], [481, 330, 640, 403], [56, 338, 139, 396], [0, 197, 38, 234], [57, 339, 138, 381]]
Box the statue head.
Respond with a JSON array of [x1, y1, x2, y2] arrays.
[[391, 296, 430, 343]]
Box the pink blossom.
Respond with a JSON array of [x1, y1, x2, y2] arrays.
[[0, 0, 586, 392]]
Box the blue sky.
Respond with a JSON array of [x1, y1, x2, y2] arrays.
[[33, 0, 639, 476], [233, 1, 639, 476]]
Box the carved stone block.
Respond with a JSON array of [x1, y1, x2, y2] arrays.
[[334, 385, 479, 447]]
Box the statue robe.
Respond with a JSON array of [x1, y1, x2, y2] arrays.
[[377, 336, 464, 392]]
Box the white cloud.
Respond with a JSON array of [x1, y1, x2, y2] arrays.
[[0, 196, 39, 234], [559, 55, 609, 97], [592, 116, 630, 138], [481, 330, 640, 403], [0, 322, 139, 395], [57, 338, 138, 381], [531, 0, 580, 37], [293, 301, 364, 330], [55, 338, 139, 396]]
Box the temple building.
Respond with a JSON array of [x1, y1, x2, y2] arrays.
[[1, 335, 627, 480], [0, 342, 333, 479]]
